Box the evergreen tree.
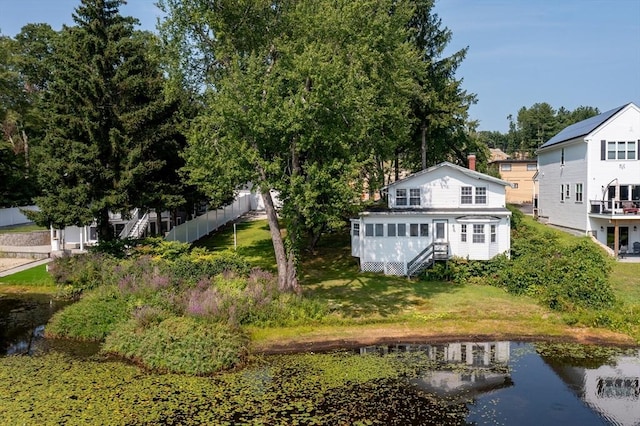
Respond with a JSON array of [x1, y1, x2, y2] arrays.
[[34, 0, 182, 240]]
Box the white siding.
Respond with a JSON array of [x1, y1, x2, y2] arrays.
[[538, 104, 640, 241], [537, 139, 590, 231], [389, 166, 507, 209]]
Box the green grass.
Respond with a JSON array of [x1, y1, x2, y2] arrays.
[[0, 223, 47, 234], [0, 264, 54, 287], [194, 219, 277, 271], [197, 220, 627, 345]]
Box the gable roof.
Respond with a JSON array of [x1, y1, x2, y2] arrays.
[[387, 161, 511, 188], [538, 103, 632, 150]]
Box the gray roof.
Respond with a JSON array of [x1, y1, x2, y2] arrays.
[[538, 103, 630, 150]]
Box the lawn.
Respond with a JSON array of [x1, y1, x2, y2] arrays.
[[198, 218, 637, 347], [0, 264, 55, 291], [0, 223, 47, 234]]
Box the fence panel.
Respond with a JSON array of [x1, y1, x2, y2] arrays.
[[165, 194, 252, 243], [0, 206, 39, 228]]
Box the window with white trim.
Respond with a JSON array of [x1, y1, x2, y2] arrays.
[[565, 184, 570, 200], [461, 186, 473, 204], [472, 224, 485, 243], [375, 224, 384, 237], [490, 224, 496, 243], [607, 141, 637, 160], [500, 163, 511, 171], [475, 187, 487, 204], [410, 224, 419, 237], [409, 188, 421, 206], [420, 223, 429, 236], [365, 224, 374, 236], [353, 223, 360, 236], [396, 189, 407, 206], [560, 184, 564, 202], [397, 223, 406, 237], [461, 224, 467, 242], [575, 183, 583, 202], [387, 223, 396, 237], [527, 163, 537, 171]]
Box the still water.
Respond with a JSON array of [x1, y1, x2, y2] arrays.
[[1, 292, 639, 425]]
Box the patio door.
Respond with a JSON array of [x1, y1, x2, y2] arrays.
[[607, 226, 629, 250]]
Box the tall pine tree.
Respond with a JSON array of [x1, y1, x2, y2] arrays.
[[34, 0, 182, 240]]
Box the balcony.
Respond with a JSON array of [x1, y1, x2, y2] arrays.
[[590, 200, 640, 216]]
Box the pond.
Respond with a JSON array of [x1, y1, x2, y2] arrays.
[[1, 292, 639, 425]]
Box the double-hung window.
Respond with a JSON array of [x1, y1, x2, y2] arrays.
[[353, 223, 360, 236], [475, 187, 487, 204], [460, 224, 467, 242], [490, 225, 496, 243], [374, 224, 384, 237], [472, 224, 485, 243], [575, 183, 583, 202], [409, 188, 421, 206], [461, 186, 473, 204], [396, 189, 407, 206], [397, 223, 407, 237]]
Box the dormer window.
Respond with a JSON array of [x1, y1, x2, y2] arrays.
[[396, 189, 407, 206]]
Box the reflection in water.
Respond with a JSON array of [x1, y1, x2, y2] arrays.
[[546, 350, 640, 426], [0, 293, 99, 356], [359, 341, 640, 425], [358, 342, 513, 400]]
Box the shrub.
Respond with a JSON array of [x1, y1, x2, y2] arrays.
[[46, 285, 131, 341], [103, 316, 248, 375], [132, 238, 192, 260], [89, 237, 140, 258], [170, 250, 251, 283], [48, 253, 118, 296]]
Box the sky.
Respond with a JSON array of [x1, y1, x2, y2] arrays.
[[1, 0, 639, 133]]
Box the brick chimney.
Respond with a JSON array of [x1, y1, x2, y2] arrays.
[[467, 153, 476, 171]]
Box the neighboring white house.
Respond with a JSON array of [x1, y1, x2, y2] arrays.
[[351, 159, 512, 276], [536, 102, 640, 256]]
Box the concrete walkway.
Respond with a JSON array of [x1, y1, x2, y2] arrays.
[[0, 257, 52, 278]]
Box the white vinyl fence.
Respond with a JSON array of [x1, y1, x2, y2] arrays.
[[0, 205, 39, 228], [165, 193, 252, 243]]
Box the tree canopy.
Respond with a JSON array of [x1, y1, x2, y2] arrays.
[[160, 0, 440, 291], [32, 0, 186, 240]]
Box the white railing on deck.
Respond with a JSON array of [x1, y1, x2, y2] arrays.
[[165, 193, 252, 244]]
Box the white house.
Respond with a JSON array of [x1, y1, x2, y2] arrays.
[[536, 102, 640, 256], [351, 159, 512, 276]]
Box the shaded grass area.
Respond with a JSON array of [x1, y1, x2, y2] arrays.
[[199, 220, 620, 345], [0, 264, 54, 288]]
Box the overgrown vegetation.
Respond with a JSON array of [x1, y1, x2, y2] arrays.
[[424, 207, 640, 339], [46, 239, 329, 374]]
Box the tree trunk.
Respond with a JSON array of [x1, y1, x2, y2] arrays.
[[155, 208, 163, 236], [421, 124, 427, 170], [261, 188, 300, 294], [97, 207, 114, 242]]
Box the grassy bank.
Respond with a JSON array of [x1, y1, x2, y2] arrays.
[[198, 216, 639, 348]]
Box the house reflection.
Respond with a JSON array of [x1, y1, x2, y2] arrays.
[[544, 349, 640, 426], [357, 342, 513, 398]]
